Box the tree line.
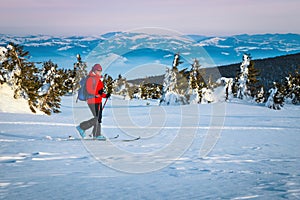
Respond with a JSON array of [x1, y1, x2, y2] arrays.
[[111, 53, 300, 110], [1, 43, 299, 115]]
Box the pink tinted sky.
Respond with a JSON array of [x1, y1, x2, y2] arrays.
[[0, 0, 299, 36]]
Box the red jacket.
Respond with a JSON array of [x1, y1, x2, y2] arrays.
[[86, 71, 107, 104]]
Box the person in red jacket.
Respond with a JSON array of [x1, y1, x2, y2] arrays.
[[76, 64, 111, 140]]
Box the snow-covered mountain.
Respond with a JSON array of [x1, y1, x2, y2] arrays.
[[1, 32, 299, 79]]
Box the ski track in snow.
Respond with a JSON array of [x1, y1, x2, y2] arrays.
[[0, 96, 300, 199], [1, 120, 299, 130]]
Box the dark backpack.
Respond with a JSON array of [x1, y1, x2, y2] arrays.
[[76, 76, 96, 102]]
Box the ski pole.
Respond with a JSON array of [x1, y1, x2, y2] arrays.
[[95, 97, 108, 138], [102, 96, 109, 111]]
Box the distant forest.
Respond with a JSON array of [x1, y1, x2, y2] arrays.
[[129, 53, 300, 91]]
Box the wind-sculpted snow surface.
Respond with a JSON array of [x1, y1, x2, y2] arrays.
[[1, 95, 300, 199]]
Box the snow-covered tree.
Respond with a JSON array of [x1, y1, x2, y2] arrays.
[[0, 46, 8, 83], [0, 43, 41, 113], [266, 82, 284, 110], [283, 72, 300, 104], [133, 84, 143, 99], [160, 53, 187, 105], [0, 43, 75, 115], [37, 61, 68, 114], [255, 86, 265, 103], [236, 54, 250, 99], [141, 83, 162, 99], [236, 54, 260, 100], [200, 87, 214, 104], [187, 59, 202, 104], [113, 74, 130, 100], [62, 69, 75, 95], [160, 67, 178, 105], [215, 77, 234, 101], [73, 54, 88, 92], [103, 73, 114, 94], [172, 52, 183, 68]]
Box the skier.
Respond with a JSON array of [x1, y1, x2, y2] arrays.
[[76, 64, 111, 140]]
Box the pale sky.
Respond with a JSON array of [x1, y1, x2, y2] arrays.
[[0, 0, 299, 36]]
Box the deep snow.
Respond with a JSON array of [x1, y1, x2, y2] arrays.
[[0, 95, 300, 200]]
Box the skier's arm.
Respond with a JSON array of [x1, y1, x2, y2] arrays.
[[98, 90, 110, 98], [102, 93, 111, 98]]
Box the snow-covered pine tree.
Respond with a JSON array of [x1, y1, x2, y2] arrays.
[[153, 84, 162, 99], [236, 54, 250, 99], [139, 82, 149, 99], [133, 82, 143, 99], [255, 86, 265, 103], [265, 82, 284, 110], [160, 53, 187, 105], [200, 87, 214, 103], [247, 57, 260, 98], [187, 59, 201, 104], [62, 69, 75, 95], [215, 77, 234, 101], [172, 53, 189, 96], [1, 43, 40, 113], [103, 73, 114, 94], [172, 52, 183, 68], [113, 74, 130, 99], [200, 75, 216, 103], [0, 46, 8, 84], [236, 54, 260, 100], [73, 54, 87, 92], [142, 83, 162, 99], [37, 61, 63, 114], [160, 67, 179, 105], [231, 76, 239, 98], [283, 71, 300, 104], [0, 43, 75, 115], [127, 84, 138, 99], [176, 68, 189, 96]]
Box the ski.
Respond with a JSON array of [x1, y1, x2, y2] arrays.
[[118, 136, 141, 142], [67, 134, 119, 141], [66, 135, 141, 142]]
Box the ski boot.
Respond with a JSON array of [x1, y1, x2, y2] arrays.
[[95, 135, 106, 141], [76, 125, 86, 138]]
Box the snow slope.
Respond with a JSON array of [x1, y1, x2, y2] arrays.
[[0, 95, 300, 199], [0, 84, 43, 114]]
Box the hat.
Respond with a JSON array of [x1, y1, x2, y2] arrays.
[[92, 64, 102, 72]]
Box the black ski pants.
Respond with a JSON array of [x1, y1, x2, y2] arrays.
[[79, 103, 102, 137]]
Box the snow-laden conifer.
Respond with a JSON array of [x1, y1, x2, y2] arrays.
[[160, 53, 187, 105], [236, 54, 260, 100], [266, 82, 284, 110], [187, 59, 201, 104], [73, 54, 88, 92]]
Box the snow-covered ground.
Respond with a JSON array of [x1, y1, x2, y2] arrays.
[[1, 94, 300, 199]]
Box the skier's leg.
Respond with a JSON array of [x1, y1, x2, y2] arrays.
[[93, 103, 102, 138], [94, 103, 105, 140], [79, 104, 97, 131], [97, 103, 103, 136]]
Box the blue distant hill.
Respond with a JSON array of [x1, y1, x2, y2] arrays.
[[0, 32, 299, 79]]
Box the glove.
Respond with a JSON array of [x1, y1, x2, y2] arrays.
[[98, 89, 104, 95], [106, 93, 111, 98]]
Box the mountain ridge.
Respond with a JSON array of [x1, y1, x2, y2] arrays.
[[0, 32, 299, 79]]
